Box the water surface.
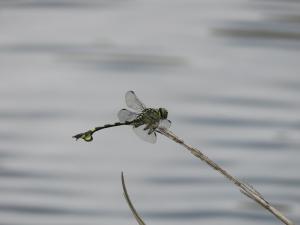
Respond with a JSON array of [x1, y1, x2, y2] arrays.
[[0, 0, 299, 225]]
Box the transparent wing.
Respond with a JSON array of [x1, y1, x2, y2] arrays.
[[159, 119, 171, 129], [125, 91, 146, 112], [118, 109, 138, 123], [132, 125, 157, 144]]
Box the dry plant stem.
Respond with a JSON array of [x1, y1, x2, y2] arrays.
[[121, 172, 146, 225], [158, 128, 294, 225]]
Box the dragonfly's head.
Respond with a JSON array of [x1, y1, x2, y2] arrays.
[[158, 108, 168, 119]]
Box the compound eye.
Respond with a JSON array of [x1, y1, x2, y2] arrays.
[[164, 110, 168, 119], [159, 108, 168, 119]]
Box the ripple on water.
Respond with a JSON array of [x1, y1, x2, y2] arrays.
[[0, 110, 71, 120], [0, 0, 128, 9], [145, 176, 229, 186], [214, 27, 300, 41], [142, 209, 275, 221], [66, 52, 186, 72], [0, 0, 299, 224], [0, 42, 186, 72], [181, 116, 300, 130], [144, 175, 300, 187], [205, 139, 299, 151], [0, 186, 82, 197], [212, 0, 300, 49], [0, 203, 115, 216], [179, 95, 298, 109]]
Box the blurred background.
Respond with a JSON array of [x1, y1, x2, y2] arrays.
[[0, 0, 299, 225]]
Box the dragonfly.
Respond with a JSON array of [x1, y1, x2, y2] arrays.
[[73, 91, 171, 143]]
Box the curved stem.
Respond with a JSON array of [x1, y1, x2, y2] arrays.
[[121, 172, 146, 225]]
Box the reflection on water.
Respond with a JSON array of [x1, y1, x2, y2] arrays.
[[0, 43, 186, 72], [0, 0, 127, 9], [141, 209, 274, 221], [0, 110, 69, 120], [213, 0, 300, 49], [0, 0, 299, 225], [146, 175, 300, 187], [214, 27, 300, 41], [181, 115, 300, 130], [206, 139, 297, 151], [180, 94, 298, 109]]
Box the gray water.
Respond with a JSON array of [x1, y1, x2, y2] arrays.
[[0, 0, 299, 225]]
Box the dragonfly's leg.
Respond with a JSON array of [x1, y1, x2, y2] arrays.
[[150, 123, 160, 134], [143, 124, 150, 131], [133, 120, 143, 128], [147, 126, 156, 135]]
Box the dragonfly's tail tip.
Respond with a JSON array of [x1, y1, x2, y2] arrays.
[[72, 134, 80, 141]]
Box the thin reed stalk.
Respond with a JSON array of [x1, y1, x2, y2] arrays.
[[121, 172, 146, 225], [157, 128, 294, 225]]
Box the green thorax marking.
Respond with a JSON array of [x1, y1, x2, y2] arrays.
[[133, 108, 161, 128]]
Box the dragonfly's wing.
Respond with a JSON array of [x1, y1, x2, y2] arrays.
[[159, 119, 171, 129], [125, 91, 146, 112], [118, 109, 138, 123], [132, 125, 157, 144]]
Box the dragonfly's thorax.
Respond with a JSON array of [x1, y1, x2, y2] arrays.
[[133, 108, 161, 128]]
